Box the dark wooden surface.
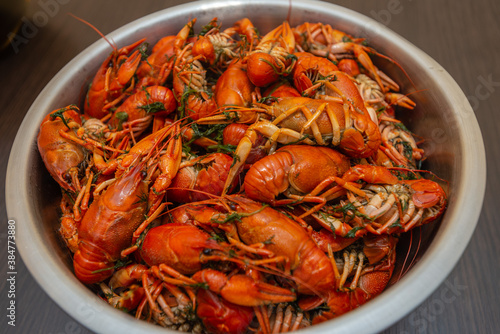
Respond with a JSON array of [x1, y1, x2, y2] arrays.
[[1, 0, 498, 333]]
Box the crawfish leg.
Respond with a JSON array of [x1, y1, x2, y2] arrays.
[[222, 126, 259, 195], [272, 104, 325, 145], [148, 128, 182, 215], [222, 121, 314, 195], [59, 196, 79, 253], [254, 305, 271, 334]]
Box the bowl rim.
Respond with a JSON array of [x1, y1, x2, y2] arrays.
[[6, 0, 486, 333]]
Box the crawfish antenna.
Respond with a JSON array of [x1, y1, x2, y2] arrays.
[[67, 13, 117, 51], [286, 0, 293, 23]]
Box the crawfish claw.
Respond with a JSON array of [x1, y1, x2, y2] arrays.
[[193, 269, 296, 307]]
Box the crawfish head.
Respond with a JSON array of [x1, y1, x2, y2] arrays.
[[73, 162, 149, 285], [168, 153, 236, 203]]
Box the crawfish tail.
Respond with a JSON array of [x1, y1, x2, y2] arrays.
[[73, 240, 115, 285]]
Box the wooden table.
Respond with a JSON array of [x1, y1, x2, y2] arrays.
[[1, 0, 498, 333]]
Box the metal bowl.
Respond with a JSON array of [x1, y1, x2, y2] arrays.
[[6, 0, 486, 333]]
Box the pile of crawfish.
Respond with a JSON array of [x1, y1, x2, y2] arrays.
[[37, 17, 447, 334]]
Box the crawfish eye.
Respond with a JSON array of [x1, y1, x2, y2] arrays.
[[141, 171, 147, 178], [228, 202, 236, 210], [202, 249, 213, 255]]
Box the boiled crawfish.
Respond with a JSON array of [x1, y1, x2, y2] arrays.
[[215, 96, 381, 193], [37, 105, 86, 192], [84, 39, 144, 119], [73, 158, 149, 284], [35, 15, 451, 334]]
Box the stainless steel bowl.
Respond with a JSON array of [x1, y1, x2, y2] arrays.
[[6, 0, 486, 333]]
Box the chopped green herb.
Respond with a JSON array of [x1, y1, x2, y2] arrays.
[[91, 259, 131, 274], [342, 36, 353, 43], [263, 235, 275, 245], [133, 191, 148, 205], [207, 143, 237, 154], [345, 226, 364, 238], [211, 204, 268, 225], [114, 111, 128, 130], [49, 104, 79, 129], [138, 101, 166, 114], [137, 42, 150, 61], [389, 219, 402, 229], [209, 233, 225, 243]]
